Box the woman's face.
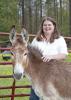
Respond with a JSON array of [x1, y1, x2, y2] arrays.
[[43, 20, 55, 36]]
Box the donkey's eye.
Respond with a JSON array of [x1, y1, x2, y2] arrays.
[[24, 52, 27, 56], [11, 51, 15, 56]]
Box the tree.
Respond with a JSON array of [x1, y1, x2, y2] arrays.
[[28, 0, 32, 33], [69, 0, 71, 35], [0, 0, 19, 32], [59, 0, 63, 26], [21, 0, 25, 27]]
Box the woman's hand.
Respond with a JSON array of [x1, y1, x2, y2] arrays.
[[41, 54, 67, 62], [41, 35, 47, 41], [41, 55, 53, 62]]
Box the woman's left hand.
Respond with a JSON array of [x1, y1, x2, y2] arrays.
[[41, 55, 53, 62]]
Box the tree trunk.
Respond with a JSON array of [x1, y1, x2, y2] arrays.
[[60, 0, 63, 27], [40, 0, 42, 21], [21, 0, 25, 27], [69, 0, 71, 36], [28, 0, 32, 33], [54, 0, 57, 19]]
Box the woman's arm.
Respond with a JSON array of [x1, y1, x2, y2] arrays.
[[42, 36, 68, 62]]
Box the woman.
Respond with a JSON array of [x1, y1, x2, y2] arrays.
[[29, 16, 68, 100]]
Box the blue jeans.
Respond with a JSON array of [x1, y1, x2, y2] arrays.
[[30, 88, 39, 100]]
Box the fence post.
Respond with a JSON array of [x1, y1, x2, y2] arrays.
[[11, 79, 16, 100]]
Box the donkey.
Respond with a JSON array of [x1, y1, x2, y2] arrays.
[[10, 27, 71, 100]]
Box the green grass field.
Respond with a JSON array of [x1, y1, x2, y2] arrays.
[[0, 53, 71, 100]]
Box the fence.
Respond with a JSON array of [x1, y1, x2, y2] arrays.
[[0, 32, 71, 100]]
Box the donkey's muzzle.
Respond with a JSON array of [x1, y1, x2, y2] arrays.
[[13, 73, 23, 80]]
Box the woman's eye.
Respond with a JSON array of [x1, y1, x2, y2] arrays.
[[48, 24, 51, 26], [43, 24, 47, 26]]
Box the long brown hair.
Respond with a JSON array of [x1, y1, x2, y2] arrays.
[[36, 16, 60, 43]]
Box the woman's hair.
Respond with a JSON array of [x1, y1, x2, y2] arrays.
[[36, 16, 60, 43]]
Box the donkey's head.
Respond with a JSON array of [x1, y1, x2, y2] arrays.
[[9, 26, 29, 80]]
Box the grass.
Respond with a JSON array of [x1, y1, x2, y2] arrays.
[[65, 53, 71, 62], [0, 53, 71, 100]]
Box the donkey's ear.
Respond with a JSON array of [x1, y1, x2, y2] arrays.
[[21, 28, 29, 42], [9, 25, 16, 43]]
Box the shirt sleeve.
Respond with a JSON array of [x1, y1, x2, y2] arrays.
[[57, 36, 68, 55]]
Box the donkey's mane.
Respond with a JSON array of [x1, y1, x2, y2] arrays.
[[27, 44, 43, 61]]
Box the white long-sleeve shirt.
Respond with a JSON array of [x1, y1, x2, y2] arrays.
[[31, 36, 68, 56]]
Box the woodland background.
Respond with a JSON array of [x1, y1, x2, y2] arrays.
[[0, 0, 71, 36]]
